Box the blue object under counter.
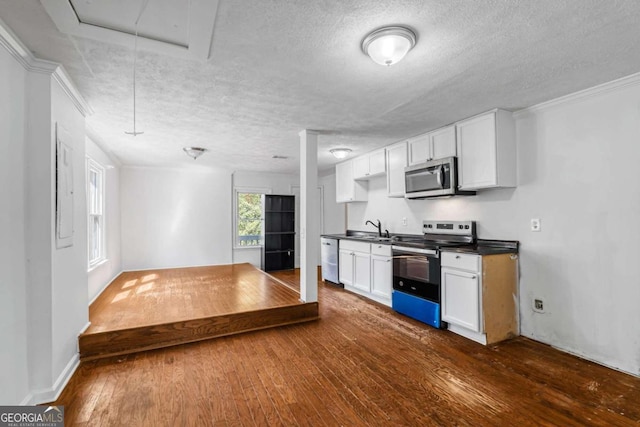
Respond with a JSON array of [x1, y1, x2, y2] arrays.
[[392, 290, 442, 329]]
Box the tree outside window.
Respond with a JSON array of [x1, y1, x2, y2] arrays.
[[237, 192, 263, 246]]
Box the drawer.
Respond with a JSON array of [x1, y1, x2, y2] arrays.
[[371, 243, 392, 256], [340, 239, 371, 253], [441, 251, 480, 272]]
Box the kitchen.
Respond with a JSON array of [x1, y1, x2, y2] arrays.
[[1, 0, 640, 422]]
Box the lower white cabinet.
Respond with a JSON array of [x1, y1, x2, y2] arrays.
[[338, 249, 354, 287], [442, 268, 480, 332], [353, 251, 371, 293], [338, 240, 392, 306], [441, 251, 518, 345], [370, 254, 392, 300]]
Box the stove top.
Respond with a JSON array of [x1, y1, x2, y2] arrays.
[[391, 220, 476, 251]]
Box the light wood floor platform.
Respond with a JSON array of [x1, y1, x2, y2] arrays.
[[60, 269, 640, 425], [79, 264, 318, 360]]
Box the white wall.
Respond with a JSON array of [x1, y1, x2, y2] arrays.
[[0, 43, 29, 405], [121, 167, 233, 270], [86, 138, 121, 302], [319, 172, 345, 235], [50, 77, 89, 395], [348, 76, 640, 376]]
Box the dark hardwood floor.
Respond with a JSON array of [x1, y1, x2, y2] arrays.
[[56, 268, 640, 426]]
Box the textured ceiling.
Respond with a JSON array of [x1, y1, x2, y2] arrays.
[[1, 0, 640, 173]]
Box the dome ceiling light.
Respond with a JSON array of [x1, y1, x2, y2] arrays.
[[361, 26, 417, 66], [183, 147, 208, 160], [330, 148, 352, 159]]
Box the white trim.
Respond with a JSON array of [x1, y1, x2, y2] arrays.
[[122, 263, 231, 272], [87, 157, 106, 269], [0, 17, 92, 116], [26, 354, 80, 405], [88, 270, 123, 306], [87, 257, 108, 273], [513, 71, 640, 118], [447, 324, 488, 345], [79, 322, 92, 335]]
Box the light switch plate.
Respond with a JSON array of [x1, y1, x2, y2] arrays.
[[531, 218, 541, 232]]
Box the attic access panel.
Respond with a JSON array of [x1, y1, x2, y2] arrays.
[[70, 0, 189, 47], [41, 0, 218, 59]]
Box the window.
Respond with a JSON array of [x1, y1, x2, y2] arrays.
[[87, 158, 105, 268], [236, 191, 264, 247]]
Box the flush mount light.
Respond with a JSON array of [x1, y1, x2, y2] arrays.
[[362, 26, 417, 66], [330, 148, 352, 159], [183, 147, 208, 160]]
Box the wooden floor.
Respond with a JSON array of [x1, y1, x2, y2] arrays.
[[79, 264, 318, 360], [58, 269, 640, 426]]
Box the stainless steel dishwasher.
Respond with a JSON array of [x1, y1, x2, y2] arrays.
[[320, 237, 340, 286]]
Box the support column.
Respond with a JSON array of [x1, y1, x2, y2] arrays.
[[298, 130, 318, 303]]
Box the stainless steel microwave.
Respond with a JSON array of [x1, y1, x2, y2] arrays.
[[404, 156, 476, 199]]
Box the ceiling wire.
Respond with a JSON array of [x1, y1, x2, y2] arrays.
[[125, 0, 150, 136]]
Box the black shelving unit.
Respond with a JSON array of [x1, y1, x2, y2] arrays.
[[262, 195, 295, 271]]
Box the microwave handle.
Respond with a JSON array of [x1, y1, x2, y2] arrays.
[[436, 165, 444, 188]]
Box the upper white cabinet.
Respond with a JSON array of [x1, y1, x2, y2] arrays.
[[456, 109, 516, 190], [408, 125, 457, 166], [386, 141, 408, 198], [335, 160, 368, 203], [353, 148, 386, 180]]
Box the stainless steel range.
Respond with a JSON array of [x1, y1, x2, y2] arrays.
[[391, 220, 476, 328]]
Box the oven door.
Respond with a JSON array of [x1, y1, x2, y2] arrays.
[[392, 247, 441, 303]]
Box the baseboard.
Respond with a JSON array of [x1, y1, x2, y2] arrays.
[[88, 269, 123, 306], [27, 354, 80, 405], [19, 393, 34, 406], [122, 263, 231, 273]]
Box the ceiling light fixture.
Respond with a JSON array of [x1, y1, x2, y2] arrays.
[[330, 148, 352, 159], [183, 147, 208, 160], [362, 26, 417, 66]]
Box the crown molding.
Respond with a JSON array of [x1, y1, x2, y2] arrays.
[[0, 17, 93, 117], [514, 71, 640, 118]]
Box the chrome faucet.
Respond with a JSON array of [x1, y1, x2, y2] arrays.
[[365, 219, 382, 237]]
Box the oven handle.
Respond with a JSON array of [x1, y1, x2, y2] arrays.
[[391, 246, 438, 256]]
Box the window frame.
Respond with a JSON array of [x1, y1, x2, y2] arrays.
[[86, 157, 106, 270], [233, 187, 271, 249]]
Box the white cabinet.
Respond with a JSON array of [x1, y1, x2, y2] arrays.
[[441, 251, 518, 345], [338, 240, 391, 306], [335, 160, 368, 203], [353, 251, 371, 293], [386, 141, 408, 198], [353, 149, 386, 180], [456, 109, 516, 190], [338, 249, 354, 287], [371, 254, 392, 300], [442, 267, 481, 332], [408, 125, 457, 166]]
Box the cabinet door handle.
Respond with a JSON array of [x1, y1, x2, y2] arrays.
[[471, 275, 477, 279], [386, 259, 391, 262], [455, 255, 461, 259]]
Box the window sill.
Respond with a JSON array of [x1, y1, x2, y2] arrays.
[[233, 246, 263, 250], [88, 258, 108, 273]]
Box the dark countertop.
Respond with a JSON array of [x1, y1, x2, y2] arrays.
[[322, 233, 519, 255], [441, 239, 519, 255]]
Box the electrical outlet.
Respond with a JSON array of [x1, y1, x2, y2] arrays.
[[531, 218, 541, 232], [402, 217, 408, 227], [533, 298, 544, 313]]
